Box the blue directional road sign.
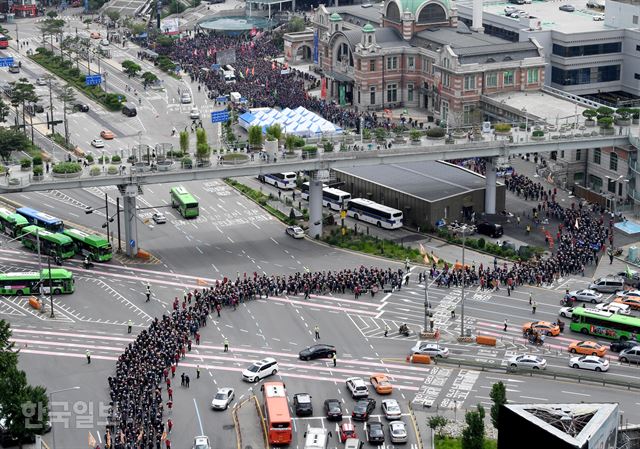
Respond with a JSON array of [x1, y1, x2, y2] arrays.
[[85, 74, 102, 86], [211, 110, 230, 123], [130, 239, 135, 248], [0, 57, 15, 68]]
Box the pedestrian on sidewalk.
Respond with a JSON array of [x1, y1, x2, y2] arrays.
[[532, 301, 537, 314], [168, 387, 173, 401], [529, 293, 533, 305], [503, 319, 508, 332], [185, 375, 190, 388], [332, 353, 337, 367], [223, 338, 229, 352], [451, 309, 456, 319], [216, 303, 221, 318], [196, 365, 201, 379], [167, 419, 173, 433], [181, 373, 185, 387], [127, 319, 132, 334], [314, 325, 320, 339], [86, 349, 91, 364], [145, 284, 151, 302], [384, 325, 390, 337], [171, 365, 176, 378]]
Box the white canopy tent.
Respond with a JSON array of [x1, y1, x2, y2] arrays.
[[239, 107, 343, 137]]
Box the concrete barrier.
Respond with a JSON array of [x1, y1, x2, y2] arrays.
[[407, 354, 431, 364]]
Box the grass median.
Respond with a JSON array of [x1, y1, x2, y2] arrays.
[[435, 436, 497, 449], [30, 48, 126, 111]]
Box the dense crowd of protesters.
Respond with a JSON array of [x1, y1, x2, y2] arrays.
[[103, 266, 406, 447]]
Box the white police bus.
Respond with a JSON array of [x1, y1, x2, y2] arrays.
[[300, 183, 351, 210], [258, 172, 297, 190], [346, 198, 403, 229]]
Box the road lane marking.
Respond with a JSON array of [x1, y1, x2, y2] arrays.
[[561, 391, 591, 397]]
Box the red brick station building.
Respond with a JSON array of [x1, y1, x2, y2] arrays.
[[285, 0, 547, 125]]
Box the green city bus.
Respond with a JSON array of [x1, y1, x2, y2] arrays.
[[170, 186, 199, 218], [21, 225, 76, 259], [63, 228, 113, 262], [570, 307, 640, 341], [0, 207, 28, 238], [0, 268, 75, 295]]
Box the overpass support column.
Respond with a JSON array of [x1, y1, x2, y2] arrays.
[[308, 178, 323, 239], [121, 185, 139, 258], [485, 158, 497, 215]]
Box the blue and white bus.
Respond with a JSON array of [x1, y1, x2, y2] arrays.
[[258, 172, 297, 190], [346, 198, 403, 229], [300, 183, 351, 210], [16, 208, 64, 233]]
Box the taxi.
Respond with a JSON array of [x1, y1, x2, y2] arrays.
[[522, 320, 561, 336], [100, 130, 115, 140], [568, 340, 607, 357], [340, 423, 357, 443], [614, 296, 640, 310], [369, 374, 393, 394]]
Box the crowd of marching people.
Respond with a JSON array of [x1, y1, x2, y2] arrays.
[[103, 266, 407, 447]]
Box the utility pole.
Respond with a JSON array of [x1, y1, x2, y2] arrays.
[[48, 256, 55, 318], [105, 192, 110, 243], [47, 76, 55, 134], [116, 197, 122, 252]]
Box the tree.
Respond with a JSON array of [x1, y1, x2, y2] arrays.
[[196, 142, 211, 162], [265, 123, 283, 141], [0, 128, 30, 161], [141, 71, 159, 87], [287, 16, 306, 32], [179, 131, 189, 154], [427, 415, 448, 438], [0, 98, 9, 122], [39, 18, 65, 57], [46, 10, 58, 18], [248, 125, 263, 150], [489, 381, 507, 429], [9, 78, 38, 136], [196, 128, 207, 148], [121, 60, 142, 77], [0, 320, 49, 449], [106, 10, 121, 23], [56, 84, 77, 147], [461, 405, 485, 449]]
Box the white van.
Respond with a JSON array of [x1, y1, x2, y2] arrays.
[[589, 277, 625, 293]]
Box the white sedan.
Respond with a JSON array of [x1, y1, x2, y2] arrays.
[[569, 289, 603, 303], [189, 108, 200, 120], [616, 289, 640, 298], [389, 421, 408, 443], [559, 307, 574, 318], [91, 138, 105, 148], [595, 302, 631, 315], [569, 355, 609, 372], [36, 77, 48, 86], [410, 342, 449, 358], [152, 212, 167, 224], [211, 388, 235, 410], [286, 226, 304, 239], [381, 399, 402, 420], [507, 354, 547, 370]]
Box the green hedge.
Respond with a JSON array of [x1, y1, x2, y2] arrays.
[[426, 127, 445, 138], [435, 228, 543, 261], [225, 179, 296, 225], [222, 153, 248, 161], [30, 49, 126, 111], [323, 230, 430, 264], [52, 162, 81, 174]]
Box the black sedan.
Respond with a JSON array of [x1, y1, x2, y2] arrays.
[[299, 344, 337, 361], [352, 398, 376, 421], [324, 399, 343, 421], [73, 103, 90, 112], [610, 339, 638, 353], [293, 393, 313, 416], [366, 421, 385, 444]]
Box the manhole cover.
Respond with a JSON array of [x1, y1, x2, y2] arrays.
[[223, 424, 235, 430]]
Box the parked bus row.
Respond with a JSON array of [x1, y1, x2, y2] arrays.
[[260, 173, 404, 230], [0, 208, 112, 262]]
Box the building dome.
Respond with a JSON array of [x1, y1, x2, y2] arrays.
[[362, 23, 375, 32], [385, 0, 449, 19], [329, 12, 343, 22]]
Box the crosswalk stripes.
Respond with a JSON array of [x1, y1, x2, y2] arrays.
[[347, 314, 416, 340]]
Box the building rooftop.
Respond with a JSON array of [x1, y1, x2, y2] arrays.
[[327, 4, 383, 25], [489, 90, 589, 124], [334, 161, 489, 202], [479, 0, 608, 32]]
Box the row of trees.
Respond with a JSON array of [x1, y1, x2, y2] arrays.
[[427, 381, 507, 449], [0, 320, 49, 448], [121, 60, 159, 88]]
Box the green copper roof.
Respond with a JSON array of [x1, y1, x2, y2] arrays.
[[362, 23, 375, 32], [394, 0, 449, 18], [329, 12, 342, 21]]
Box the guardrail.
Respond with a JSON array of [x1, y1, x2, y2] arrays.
[[431, 357, 640, 391], [231, 397, 252, 449], [252, 395, 269, 449]]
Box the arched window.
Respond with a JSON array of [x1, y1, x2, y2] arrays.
[[386, 1, 400, 22], [417, 3, 446, 23]]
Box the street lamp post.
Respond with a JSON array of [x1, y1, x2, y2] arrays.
[[460, 226, 467, 337], [522, 107, 528, 142], [49, 386, 80, 449]]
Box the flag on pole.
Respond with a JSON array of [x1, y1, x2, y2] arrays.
[[106, 430, 111, 448], [119, 431, 125, 444], [419, 243, 426, 256], [245, 67, 249, 76], [88, 433, 97, 449], [161, 432, 167, 442], [251, 67, 255, 76], [575, 218, 580, 230], [137, 429, 144, 442]]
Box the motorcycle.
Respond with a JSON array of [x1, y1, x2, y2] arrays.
[[83, 260, 95, 269], [560, 297, 575, 307], [399, 325, 410, 337]]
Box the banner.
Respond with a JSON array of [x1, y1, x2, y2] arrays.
[[339, 84, 346, 106], [320, 78, 326, 99], [313, 31, 319, 64]]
